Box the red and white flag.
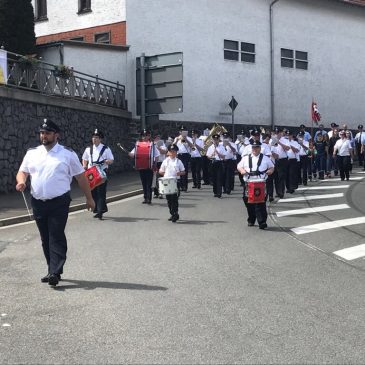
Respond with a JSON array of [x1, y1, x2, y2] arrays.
[[311, 101, 321, 125]]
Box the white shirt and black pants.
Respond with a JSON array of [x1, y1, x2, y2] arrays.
[[176, 139, 192, 192], [82, 143, 114, 218], [237, 153, 274, 229], [334, 138, 352, 181], [190, 139, 204, 189], [19, 143, 84, 277], [207, 144, 226, 198], [159, 157, 185, 222]]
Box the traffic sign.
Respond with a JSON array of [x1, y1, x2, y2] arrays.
[[229, 97, 238, 111]]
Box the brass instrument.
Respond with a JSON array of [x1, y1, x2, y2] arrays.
[[201, 123, 228, 156]]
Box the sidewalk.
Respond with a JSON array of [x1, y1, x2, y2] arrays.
[[0, 171, 143, 227]]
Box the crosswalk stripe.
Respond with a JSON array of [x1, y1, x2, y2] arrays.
[[296, 185, 349, 191], [276, 204, 350, 217], [291, 217, 365, 235], [278, 193, 344, 203], [333, 244, 365, 260], [318, 177, 364, 182]]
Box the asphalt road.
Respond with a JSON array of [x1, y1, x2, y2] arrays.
[[1, 173, 365, 364]]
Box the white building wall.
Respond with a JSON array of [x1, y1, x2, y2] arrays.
[[126, 0, 365, 128], [32, 0, 126, 36]]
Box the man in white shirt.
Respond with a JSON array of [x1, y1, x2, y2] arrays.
[[16, 119, 94, 286], [297, 131, 310, 186], [152, 134, 167, 198], [82, 129, 114, 220], [190, 129, 204, 189], [286, 130, 300, 193], [237, 141, 274, 229], [159, 144, 185, 222], [221, 132, 237, 194], [199, 128, 211, 185], [333, 130, 353, 181], [206, 134, 226, 198], [274, 128, 290, 198], [354, 124, 364, 167]]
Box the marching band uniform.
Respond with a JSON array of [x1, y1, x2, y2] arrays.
[[235, 133, 246, 186], [16, 119, 94, 286], [82, 129, 114, 220], [297, 131, 310, 185], [237, 141, 274, 229], [273, 129, 290, 199], [333, 131, 353, 181], [159, 144, 185, 222], [206, 134, 226, 198], [190, 130, 204, 189], [129, 129, 160, 204], [221, 132, 237, 194], [355, 124, 364, 167], [153, 135, 167, 198], [174, 126, 193, 192], [262, 134, 275, 202], [199, 128, 211, 185], [286, 131, 300, 193]]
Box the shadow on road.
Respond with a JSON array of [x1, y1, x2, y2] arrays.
[[103, 216, 160, 223], [54, 279, 168, 291], [177, 220, 227, 225]]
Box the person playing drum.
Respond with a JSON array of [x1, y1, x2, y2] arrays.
[[159, 144, 185, 222], [237, 140, 275, 230]]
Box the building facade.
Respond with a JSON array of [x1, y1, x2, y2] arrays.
[[32, 0, 365, 129]]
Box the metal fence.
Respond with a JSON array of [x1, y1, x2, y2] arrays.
[[3, 50, 127, 110]]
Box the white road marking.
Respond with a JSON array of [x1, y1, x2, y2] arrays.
[[278, 193, 344, 203], [2, 323, 11, 327], [296, 185, 349, 191], [1, 313, 7, 317], [353, 171, 365, 174], [318, 177, 364, 182], [333, 244, 365, 260], [276, 204, 350, 217], [291, 217, 365, 235]]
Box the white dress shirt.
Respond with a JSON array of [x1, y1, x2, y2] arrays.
[[237, 154, 274, 182], [159, 157, 185, 180], [82, 143, 114, 170]]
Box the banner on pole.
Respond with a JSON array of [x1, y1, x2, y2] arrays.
[[311, 100, 321, 125], [0, 50, 8, 84]]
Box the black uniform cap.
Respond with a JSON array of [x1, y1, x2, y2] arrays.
[[191, 129, 199, 135], [330, 122, 339, 128], [358, 124, 363, 129], [222, 132, 230, 138], [167, 144, 179, 152], [140, 129, 151, 136], [39, 119, 60, 133], [251, 141, 262, 147], [299, 124, 306, 129], [92, 128, 104, 138], [251, 129, 260, 136], [179, 125, 187, 131], [212, 134, 220, 139]]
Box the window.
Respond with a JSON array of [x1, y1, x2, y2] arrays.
[[94, 32, 110, 44], [35, 0, 47, 21], [78, 0, 91, 13], [224, 39, 255, 63], [281, 48, 308, 70], [241, 42, 255, 63], [70, 36, 84, 42]]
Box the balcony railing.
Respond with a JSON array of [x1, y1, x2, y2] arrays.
[[2, 50, 127, 110]]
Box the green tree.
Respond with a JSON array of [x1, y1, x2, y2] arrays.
[[0, 0, 36, 55]]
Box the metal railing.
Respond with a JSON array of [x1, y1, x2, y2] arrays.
[[3, 50, 127, 110]]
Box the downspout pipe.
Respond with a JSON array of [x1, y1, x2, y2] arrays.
[[270, 0, 280, 130]]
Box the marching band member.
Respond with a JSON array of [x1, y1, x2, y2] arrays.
[[159, 144, 185, 222], [221, 132, 237, 194], [235, 132, 246, 186], [82, 129, 114, 220], [262, 133, 275, 202], [206, 133, 226, 198], [286, 130, 300, 193], [153, 134, 167, 198], [333, 130, 353, 181], [190, 129, 204, 189], [237, 141, 274, 230], [199, 128, 211, 185], [297, 131, 310, 185], [174, 126, 193, 192], [273, 128, 290, 199], [16, 119, 95, 286], [128, 129, 160, 204]]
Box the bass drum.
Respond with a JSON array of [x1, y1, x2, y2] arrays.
[[135, 141, 154, 170]]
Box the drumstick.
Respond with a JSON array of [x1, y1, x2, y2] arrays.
[[116, 143, 129, 154], [21, 191, 33, 220]]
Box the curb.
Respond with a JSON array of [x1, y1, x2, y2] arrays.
[[0, 189, 144, 228]]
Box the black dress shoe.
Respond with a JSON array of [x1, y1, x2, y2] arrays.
[[259, 223, 268, 230], [41, 273, 61, 283], [171, 214, 179, 222], [142, 200, 147, 204], [147, 200, 152, 205], [247, 222, 255, 227], [48, 274, 60, 286], [269, 196, 274, 202], [197, 185, 201, 189], [168, 216, 173, 221]]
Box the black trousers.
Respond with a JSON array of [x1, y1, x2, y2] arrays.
[[190, 157, 202, 187], [286, 159, 298, 191], [223, 159, 235, 193], [178, 153, 190, 191], [166, 193, 179, 216], [337, 155, 351, 180], [92, 180, 108, 215], [31, 192, 71, 276], [298, 155, 308, 185], [211, 160, 223, 196], [276, 158, 288, 196], [356, 142, 364, 166], [242, 185, 268, 225], [266, 172, 275, 198], [201, 156, 211, 184], [139, 169, 153, 201]]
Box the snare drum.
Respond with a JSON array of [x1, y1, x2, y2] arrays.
[[84, 165, 107, 190], [247, 178, 266, 204], [135, 141, 154, 170], [158, 177, 178, 195]]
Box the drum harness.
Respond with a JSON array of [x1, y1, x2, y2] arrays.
[[247, 153, 267, 179], [90, 145, 107, 169]]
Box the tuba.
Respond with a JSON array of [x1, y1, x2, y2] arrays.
[[201, 123, 228, 156]]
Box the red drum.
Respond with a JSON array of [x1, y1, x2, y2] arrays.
[[135, 141, 154, 170], [84, 165, 107, 190], [247, 179, 266, 204]]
